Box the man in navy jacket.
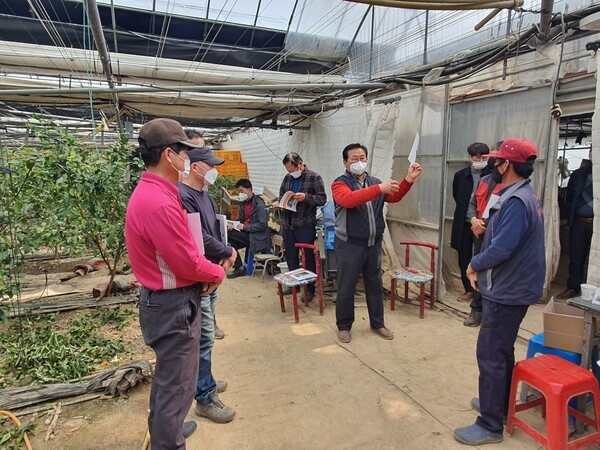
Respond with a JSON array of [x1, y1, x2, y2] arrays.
[[454, 138, 545, 446], [556, 157, 593, 300]]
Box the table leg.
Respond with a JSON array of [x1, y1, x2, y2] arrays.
[[576, 311, 595, 433]]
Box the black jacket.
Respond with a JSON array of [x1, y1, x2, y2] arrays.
[[451, 165, 490, 250], [236, 194, 270, 254]]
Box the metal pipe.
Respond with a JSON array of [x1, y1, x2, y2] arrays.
[[540, 0, 555, 37], [423, 10, 429, 65], [344, 5, 372, 62], [83, 0, 123, 132], [278, 0, 300, 72], [369, 6, 375, 80], [110, 0, 119, 53], [0, 82, 389, 96], [474, 8, 501, 31], [437, 83, 451, 304], [345, 0, 524, 10]]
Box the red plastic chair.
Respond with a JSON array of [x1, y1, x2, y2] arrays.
[[273, 243, 324, 323], [390, 240, 438, 319], [506, 354, 600, 449]]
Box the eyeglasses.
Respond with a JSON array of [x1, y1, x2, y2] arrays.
[[494, 159, 507, 168], [170, 149, 189, 162]]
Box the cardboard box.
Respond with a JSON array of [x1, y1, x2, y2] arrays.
[[543, 297, 585, 354]]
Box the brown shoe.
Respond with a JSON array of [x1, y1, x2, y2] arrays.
[[556, 288, 580, 300], [372, 327, 394, 340], [457, 292, 473, 302], [338, 330, 351, 343]]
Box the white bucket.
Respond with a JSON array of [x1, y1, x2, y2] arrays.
[[581, 283, 597, 301], [277, 262, 289, 272]]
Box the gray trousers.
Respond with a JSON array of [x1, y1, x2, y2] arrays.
[[139, 284, 202, 450]]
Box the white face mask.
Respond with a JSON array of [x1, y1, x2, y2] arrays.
[[203, 167, 219, 185], [290, 170, 302, 179], [171, 152, 190, 181], [472, 161, 487, 170], [238, 192, 248, 201], [349, 161, 368, 175]]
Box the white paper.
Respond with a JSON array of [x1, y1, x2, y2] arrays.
[[408, 132, 420, 165], [482, 194, 500, 219], [187, 212, 205, 255], [227, 220, 242, 231], [277, 191, 298, 212], [285, 268, 317, 282], [216, 214, 228, 245]]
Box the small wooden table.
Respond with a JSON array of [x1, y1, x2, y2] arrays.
[[566, 296, 600, 432], [567, 296, 600, 371]]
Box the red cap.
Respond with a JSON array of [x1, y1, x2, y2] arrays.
[[495, 138, 538, 163]]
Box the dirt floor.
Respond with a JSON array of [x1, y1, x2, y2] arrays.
[[3, 260, 597, 450]]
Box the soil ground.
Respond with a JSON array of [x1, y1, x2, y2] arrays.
[[3, 258, 597, 450]]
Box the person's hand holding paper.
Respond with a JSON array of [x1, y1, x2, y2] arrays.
[[405, 163, 422, 183]]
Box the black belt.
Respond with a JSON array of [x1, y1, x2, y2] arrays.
[[143, 282, 202, 294], [576, 216, 593, 224]]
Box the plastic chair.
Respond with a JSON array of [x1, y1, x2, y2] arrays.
[[521, 332, 582, 402], [273, 243, 324, 323], [251, 234, 284, 282], [506, 354, 600, 449], [390, 240, 438, 319]]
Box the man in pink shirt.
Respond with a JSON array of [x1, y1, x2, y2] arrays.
[[125, 118, 225, 450]]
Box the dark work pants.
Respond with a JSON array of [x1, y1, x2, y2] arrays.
[[567, 219, 593, 291], [228, 230, 251, 269], [335, 236, 385, 330], [282, 223, 317, 294], [476, 299, 528, 434], [470, 234, 484, 312], [139, 285, 201, 450], [457, 224, 474, 294]]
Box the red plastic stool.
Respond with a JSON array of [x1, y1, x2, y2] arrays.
[[273, 243, 323, 323], [506, 354, 600, 449]]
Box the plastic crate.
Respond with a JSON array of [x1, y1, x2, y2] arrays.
[[219, 161, 248, 179], [213, 150, 242, 162]]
